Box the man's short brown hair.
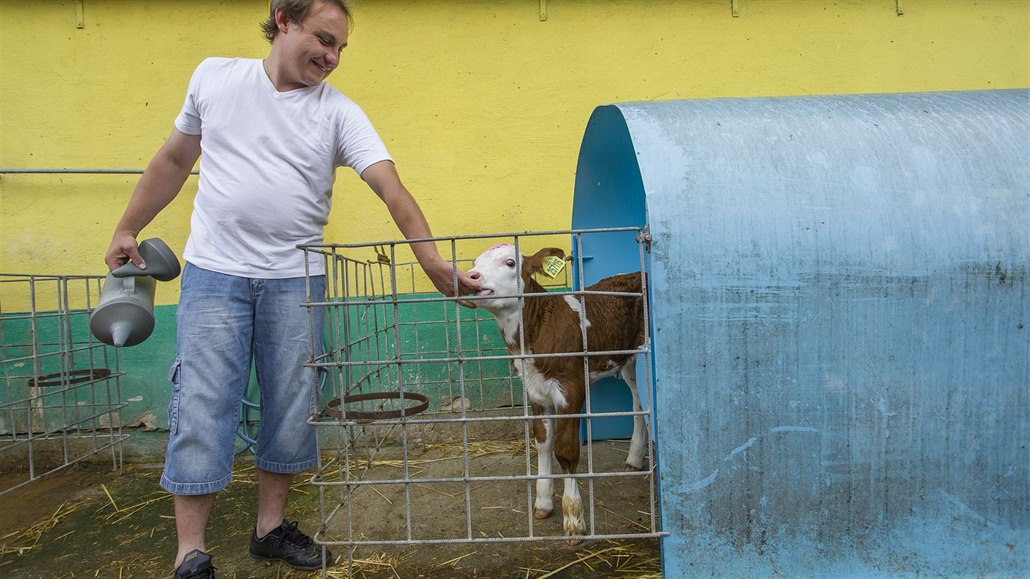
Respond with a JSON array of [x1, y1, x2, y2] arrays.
[[260, 0, 352, 43]]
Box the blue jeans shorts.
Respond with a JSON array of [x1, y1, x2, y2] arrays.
[[160, 263, 326, 495]]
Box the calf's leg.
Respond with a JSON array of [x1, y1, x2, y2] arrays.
[[621, 360, 647, 471], [554, 416, 586, 543], [532, 412, 555, 519]]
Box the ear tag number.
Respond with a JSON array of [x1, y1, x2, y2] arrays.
[[540, 256, 566, 278]]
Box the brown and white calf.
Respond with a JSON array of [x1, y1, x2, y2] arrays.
[[466, 244, 648, 542]]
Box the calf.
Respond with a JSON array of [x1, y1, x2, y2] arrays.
[[466, 244, 648, 543]]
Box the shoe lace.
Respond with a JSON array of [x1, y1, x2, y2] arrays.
[[278, 520, 314, 549]]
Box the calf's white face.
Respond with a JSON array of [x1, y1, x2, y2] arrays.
[[467, 244, 523, 313]]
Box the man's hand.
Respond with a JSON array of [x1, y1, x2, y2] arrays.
[[422, 255, 481, 297], [105, 231, 145, 272]]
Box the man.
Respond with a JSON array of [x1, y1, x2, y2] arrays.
[[104, 1, 478, 577]]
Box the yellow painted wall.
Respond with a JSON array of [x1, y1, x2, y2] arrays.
[[2, 0, 1028, 305]]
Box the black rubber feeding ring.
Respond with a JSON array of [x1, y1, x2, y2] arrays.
[[321, 391, 430, 422], [28, 368, 112, 388]]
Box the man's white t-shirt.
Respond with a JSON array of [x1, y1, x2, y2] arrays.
[[174, 57, 392, 278]]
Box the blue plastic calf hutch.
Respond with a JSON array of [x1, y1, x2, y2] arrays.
[[570, 89, 1029, 576]]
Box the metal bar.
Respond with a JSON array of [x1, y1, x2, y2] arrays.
[[638, 229, 659, 534], [0, 168, 198, 175], [314, 530, 667, 548], [312, 467, 654, 487], [304, 286, 645, 310], [572, 230, 600, 535], [309, 348, 651, 373], [310, 408, 650, 430], [299, 225, 645, 250]]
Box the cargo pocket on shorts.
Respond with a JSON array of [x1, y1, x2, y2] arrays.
[[167, 358, 183, 435]]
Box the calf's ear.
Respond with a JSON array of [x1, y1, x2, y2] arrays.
[[526, 248, 566, 276]]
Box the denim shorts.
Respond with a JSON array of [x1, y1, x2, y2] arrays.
[[160, 263, 326, 495]]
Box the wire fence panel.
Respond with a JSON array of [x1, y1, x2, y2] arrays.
[[302, 228, 664, 577], [0, 274, 126, 496]]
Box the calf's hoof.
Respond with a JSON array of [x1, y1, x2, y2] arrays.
[[625, 461, 645, 471], [563, 522, 585, 545], [534, 508, 553, 520]]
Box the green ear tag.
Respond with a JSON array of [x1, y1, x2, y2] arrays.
[[540, 255, 566, 278]]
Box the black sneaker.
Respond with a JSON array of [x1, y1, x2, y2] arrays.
[[174, 549, 215, 579], [248, 520, 332, 571]]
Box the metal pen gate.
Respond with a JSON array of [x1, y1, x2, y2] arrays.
[[301, 228, 663, 577], [0, 274, 126, 496]]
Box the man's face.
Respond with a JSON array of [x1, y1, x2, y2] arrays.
[[275, 0, 349, 89]]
